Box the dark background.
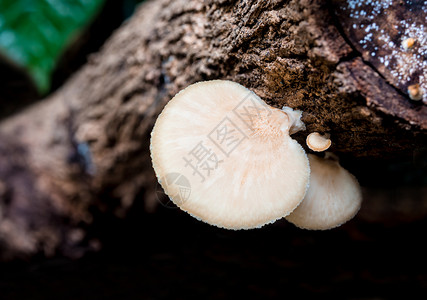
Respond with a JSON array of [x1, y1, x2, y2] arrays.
[[0, 199, 426, 299], [0, 155, 426, 299]]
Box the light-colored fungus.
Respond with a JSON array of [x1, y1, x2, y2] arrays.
[[408, 84, 423, 101], [401, 37, 415, 50], [306, 132, 331, 152], [150, 80, 310, 229], [286, 154, 362, 230]]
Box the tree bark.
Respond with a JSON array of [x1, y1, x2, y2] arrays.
[[0, 0, 425, 259]]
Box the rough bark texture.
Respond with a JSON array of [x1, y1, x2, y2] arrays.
[[334, 0, 427, 108], [0, 0, 425, 259]]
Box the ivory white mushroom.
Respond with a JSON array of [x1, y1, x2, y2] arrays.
[[286, 154, 362, 230], [150, 80, 309, 229], [306, 132, 331, 152]]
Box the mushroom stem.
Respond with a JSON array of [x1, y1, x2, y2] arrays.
[[281, 107, 306, 134]]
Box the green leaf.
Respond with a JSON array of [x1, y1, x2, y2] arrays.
[[0, 0, 105, 94]]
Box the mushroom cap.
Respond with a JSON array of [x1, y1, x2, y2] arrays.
[[286, 154, 362, 230], [402, 37, 415, 50], [150, 80, 310, 229], [407, 84, 423, 101], [306, 132, 331, 152]]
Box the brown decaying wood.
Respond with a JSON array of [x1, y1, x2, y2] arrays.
[[0, 0, 425, 259]]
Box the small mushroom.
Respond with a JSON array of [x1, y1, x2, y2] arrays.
[[407, 84, 423, 101], [306, 132, 331, 152], [150, 80, 310, 229], [286, 154, 362, 230], [401, 37, 415, 50]]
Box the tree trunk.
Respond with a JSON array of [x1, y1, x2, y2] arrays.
[[0, 0, 425, 259]]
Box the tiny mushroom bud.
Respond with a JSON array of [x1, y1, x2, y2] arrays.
[[401, 37, 415, 50], [150, 80, 310, 229], [286, 154, 362, 230], [407, 84, 423, 101], [306, 132, 331, 152]]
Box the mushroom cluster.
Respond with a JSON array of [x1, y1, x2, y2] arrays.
[[150, 80, 362, 230]]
